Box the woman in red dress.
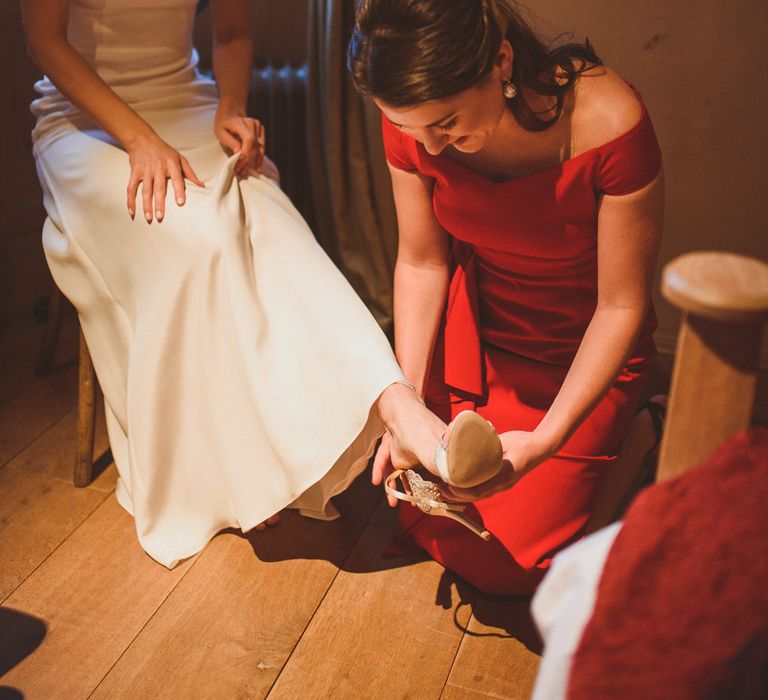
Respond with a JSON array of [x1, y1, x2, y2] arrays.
[[348, 0, 664, 594]]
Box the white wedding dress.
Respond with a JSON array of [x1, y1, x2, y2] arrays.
[[31, 0, 404, 567]]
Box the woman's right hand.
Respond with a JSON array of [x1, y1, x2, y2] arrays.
[[126, 133, 205, 222]]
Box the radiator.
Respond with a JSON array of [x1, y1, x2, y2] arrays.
[[249, 63, 313, 227]]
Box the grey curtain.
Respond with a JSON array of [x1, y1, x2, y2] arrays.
[[306, 0, 399, 332]]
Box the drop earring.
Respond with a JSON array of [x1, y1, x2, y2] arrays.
[[502, 79, 518, 99]]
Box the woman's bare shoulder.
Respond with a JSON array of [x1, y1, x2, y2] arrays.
[[571, 65, 645, 154]]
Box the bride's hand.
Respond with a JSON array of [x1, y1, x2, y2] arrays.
[[126, 133, 205, 223], [214, 112, 265, 177]]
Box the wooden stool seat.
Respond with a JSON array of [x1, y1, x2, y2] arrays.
[[662, 251, 768, 322]]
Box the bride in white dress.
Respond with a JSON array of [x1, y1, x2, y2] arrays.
[[22, 0, 454, 567]]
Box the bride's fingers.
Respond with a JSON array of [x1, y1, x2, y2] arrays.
[[169, 161, 187, 207], [258, 122, 266, 148], [227, 118, 256, 166], [217, 127, 241, 155], [153, 167, 168, 221], [180, 156, 205, 187], [126, 172, 140, 218], [237, 151, 262, 177], [141, 172, 154, 222]]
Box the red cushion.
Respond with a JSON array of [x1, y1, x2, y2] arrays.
[[568, 428, 768, 700]]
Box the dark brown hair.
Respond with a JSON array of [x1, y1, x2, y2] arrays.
[[348, 0, 603, 131]]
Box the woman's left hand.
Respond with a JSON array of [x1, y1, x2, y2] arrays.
[[214, 111, 265, 177], [442, 429, 557, 502]]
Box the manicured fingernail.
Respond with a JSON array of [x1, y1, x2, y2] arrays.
[[145, 211, 152, 222], [155, 210, 162, 220], [176, 197, 184, 205]]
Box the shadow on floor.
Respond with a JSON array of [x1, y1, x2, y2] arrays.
[[232, 471, 543, 649], [0, 607, 48, 698], [232, 471, 421, 573], [462, 592, 543, 654]]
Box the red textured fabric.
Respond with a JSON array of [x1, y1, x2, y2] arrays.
[[384, 83, 663, 594], [569, 428, 768, 699]]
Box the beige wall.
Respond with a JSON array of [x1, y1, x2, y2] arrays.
[[525, 0, 768, 358]]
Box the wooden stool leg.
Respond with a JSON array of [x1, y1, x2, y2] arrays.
[[656, 252, 768, 482], [35, 282, 65, 377], [74, 326, 97, 487], [657, 317, 762, 481]]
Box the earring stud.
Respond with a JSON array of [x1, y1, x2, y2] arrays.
[[503, 80, 518, 99]]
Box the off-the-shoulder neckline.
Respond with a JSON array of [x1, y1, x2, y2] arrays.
[[392, 82, 650, 185]]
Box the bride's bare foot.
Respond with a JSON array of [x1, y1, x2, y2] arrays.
[[375, 382, 446, 477], [253, 513, 281, 531]]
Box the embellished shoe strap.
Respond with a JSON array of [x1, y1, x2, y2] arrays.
[[385, 469, 491, 541]]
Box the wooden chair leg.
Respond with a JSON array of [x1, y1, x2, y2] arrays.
[[35, 282, 65, 377], [657, 252, 768, 482], [74, 325, 97, 487]]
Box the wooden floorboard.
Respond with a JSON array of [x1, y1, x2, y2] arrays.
[[0, 315, 79, 468], [6, 301, 763, 700], [10, 408, 114, 490], [90, 475, 381, 699], [443, 596, 542, 700], [0, 409, 113, 602], [441, 685, 502, 699], [267, 500, 477, 700], [1, 498, 194, 699], [0, 466, 107, 603]]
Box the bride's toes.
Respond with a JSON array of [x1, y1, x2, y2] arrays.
[[253, 513, 281, 531]]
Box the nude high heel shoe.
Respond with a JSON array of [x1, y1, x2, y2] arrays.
[[434, 410, 503, 488], [383, 410, 503, 540]]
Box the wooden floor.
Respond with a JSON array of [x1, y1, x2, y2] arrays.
[[3, 308, 766, 699], [0, 313, 543, 700]]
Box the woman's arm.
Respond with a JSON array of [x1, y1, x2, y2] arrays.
[[534, 171, 664, 455], [446, 171, 664, 501], [210, 0, 275, 178], [22, 0, 153, 151], [22, 0, 205, 222], [388, 165, 452, 393], [371, 165, 451, 497]]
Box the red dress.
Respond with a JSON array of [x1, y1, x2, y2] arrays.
[[382, 85, 663, 595]]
